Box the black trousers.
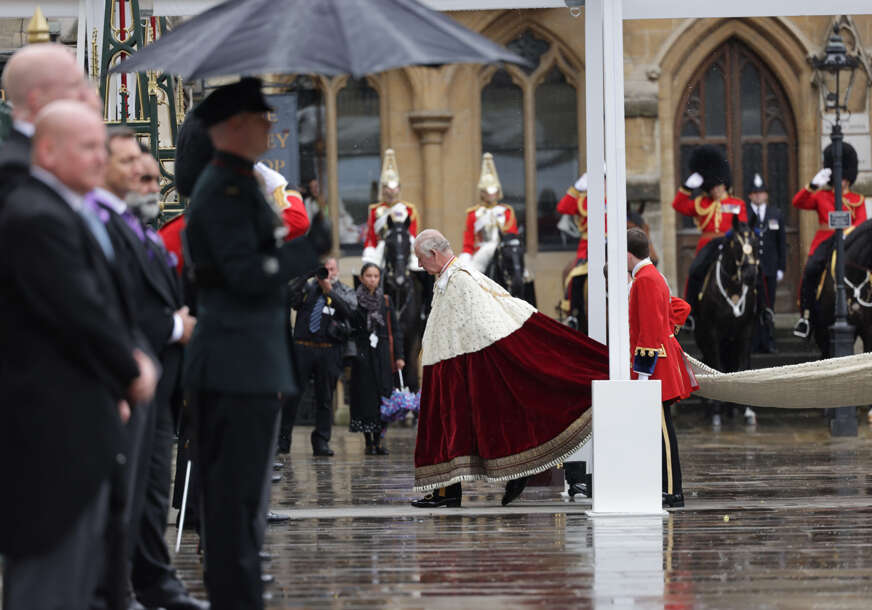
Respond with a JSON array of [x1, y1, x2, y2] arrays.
[[131, 398, 187, 604], [280, 343, 340, 448], [192, 391, 281, 610], [800, 237, 834, 316], [752, 274, 778, 352], [661, 401, 682, 496], [685, 238, 722, 312]]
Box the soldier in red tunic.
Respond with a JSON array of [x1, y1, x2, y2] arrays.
[[627, 228, 697, 508], [362, 148, 419, 266], [459, 153, 519, 272], [673, 146, 748, 323], [792, 143, 866, 337]]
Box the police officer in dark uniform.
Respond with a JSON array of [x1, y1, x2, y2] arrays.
[[747, 173, 786, 353], [183, 78, 329, 610]]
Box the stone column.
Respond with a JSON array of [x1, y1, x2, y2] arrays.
[[409, 111, 453, 229], [405, 67, 456, 230], [318, 75, 348, 259]]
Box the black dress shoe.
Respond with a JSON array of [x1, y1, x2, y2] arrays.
[[411, 483, 462, 508], [271, 473, 282, 483], [568, 482, 590, 499], [266, 511, 289, 523], [374, 444, 389, 455], [502, 476, 530, 506], [273, 461, 283, 470], [662, 492, 685, 508], [312, 446, 334, 457], [261, 573, 274, 585]]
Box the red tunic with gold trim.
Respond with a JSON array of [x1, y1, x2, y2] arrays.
[[461, 203, 519, 255], [792, 186, 866, 256], [672, 189, 748, 253], [364, 202, 418, 248], [629, 261, 697, 403], [556, 186, 609, 261]]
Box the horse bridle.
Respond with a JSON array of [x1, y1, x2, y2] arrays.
[[384, 227, 414, 317], [714, 230, 757, 318], [497, 237, 523, 290]]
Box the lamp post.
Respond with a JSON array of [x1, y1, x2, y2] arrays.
[[811, 24, 859, 437]]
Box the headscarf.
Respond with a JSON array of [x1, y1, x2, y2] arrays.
[[357, 263, 385, 331]]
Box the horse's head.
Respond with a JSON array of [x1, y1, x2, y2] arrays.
[[383, 215, 412, 292], [496, 231, 525, 297], [724, 215, 760, 288]]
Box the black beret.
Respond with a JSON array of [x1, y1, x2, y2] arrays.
[[193, 77, 273, 128]]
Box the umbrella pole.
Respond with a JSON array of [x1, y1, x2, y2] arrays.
[[175, 459, 192, 553]]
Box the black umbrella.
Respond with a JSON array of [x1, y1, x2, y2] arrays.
[[112, 0, 529, 78]]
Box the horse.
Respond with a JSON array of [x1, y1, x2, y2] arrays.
[[484, 230, 536, 306], [381, 216, 429, 393], [811, 219, 872, 357], [693, 218, 761, 426]]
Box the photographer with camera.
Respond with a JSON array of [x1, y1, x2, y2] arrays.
[[279, 257, 357, 456]]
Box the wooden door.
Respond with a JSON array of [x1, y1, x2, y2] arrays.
[[675, 39, 799, 311]]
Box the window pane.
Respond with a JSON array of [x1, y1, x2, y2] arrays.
[[507, 30, 550, 75], [338, 78, 380, 249], [741, 142, 762, 199], [740, 62, 762, 135], [768, 118, 785, 136], [535, 68, 578, 249], [678, 145, 697, 229], [482, 70, 525, 225], [681, 120, 700, 137], [295, 76, 324, 188], [767, 142, 789, 218], [704, 64, 727, 136]]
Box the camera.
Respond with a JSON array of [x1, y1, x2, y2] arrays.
[[315, 266, 329, 280]]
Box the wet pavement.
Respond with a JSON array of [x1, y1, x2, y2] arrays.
[[5, 408, 872, 608], [173, 408, 872, 608]]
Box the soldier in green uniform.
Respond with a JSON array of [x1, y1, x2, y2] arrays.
[[183, 78, 329, 610]]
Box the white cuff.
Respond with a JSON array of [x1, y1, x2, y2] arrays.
[[169, 313, 184, 344]]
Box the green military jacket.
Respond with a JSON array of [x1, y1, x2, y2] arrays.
[[183, 151, 318, 394]]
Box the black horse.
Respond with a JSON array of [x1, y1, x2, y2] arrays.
[[382, 216, 430, 392], [694, 218, 761, 425], [811, 219, 872, 357], [485, 230, 536, 306]]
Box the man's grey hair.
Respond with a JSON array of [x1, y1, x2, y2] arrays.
[[415, 232, 450, 255]]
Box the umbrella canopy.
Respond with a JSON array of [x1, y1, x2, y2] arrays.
[[112, 0, 529, 79]]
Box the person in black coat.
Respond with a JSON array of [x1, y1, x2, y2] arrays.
[[350, 263, 405, 455], [281, 257, 357, 455], [0, 101, 157, 610], [747, 173, 786, 353], [183, 79, 328, 610]]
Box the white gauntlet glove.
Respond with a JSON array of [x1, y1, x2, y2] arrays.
[[776, 270, 784, 282], [811, 168, 832, 189], [684, 172, 703, 190], [574, 173, 588, 192]]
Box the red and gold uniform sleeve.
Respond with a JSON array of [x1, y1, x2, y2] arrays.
[[557, 186, 582, 215], [848, 192, 867, 226], [462, 208, 476, 255], [669, 296, 691, 331], [502, 205, 519, 234], [281, 189, 310, 241], [158, 214, 186, 276], [407, 203, 419, 237], [792, 187, 817, 212], [364, 205, 381, 248], [671, 188, 696, 217]]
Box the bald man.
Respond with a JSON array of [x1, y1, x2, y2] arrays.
[[0, 100, 157, 610], [0, 43, 91, 205]]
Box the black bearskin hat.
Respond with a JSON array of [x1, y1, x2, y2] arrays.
[[748, 172, 766, 194], [174, 113, 214, 198], [689, 145, 731, 192], [823, 142, 858, 186]]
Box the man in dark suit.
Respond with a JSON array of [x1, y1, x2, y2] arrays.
[[0, 43, 91, 205], [747, 173, 786, 353], [280, 256, 357, 455], [89, 131, 206, 610], [0, 100, 157, 610], [183, 78, 329, 610]]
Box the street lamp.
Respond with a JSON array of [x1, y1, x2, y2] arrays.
[[811, 24, 859, 437]]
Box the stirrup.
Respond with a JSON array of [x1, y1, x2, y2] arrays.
[[793, 317, 811, 339], [683, 314, 696, 332]]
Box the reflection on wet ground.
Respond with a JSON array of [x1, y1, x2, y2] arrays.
[[5, 409, 872, 608]]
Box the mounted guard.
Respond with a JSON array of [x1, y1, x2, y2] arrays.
[[792, 142, 868, 338], [673, 145, 748, 324], [460, 152, 520, 273], [362, 148, 419, 268]]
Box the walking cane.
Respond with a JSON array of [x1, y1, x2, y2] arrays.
[[175, 459, 192, 553]]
